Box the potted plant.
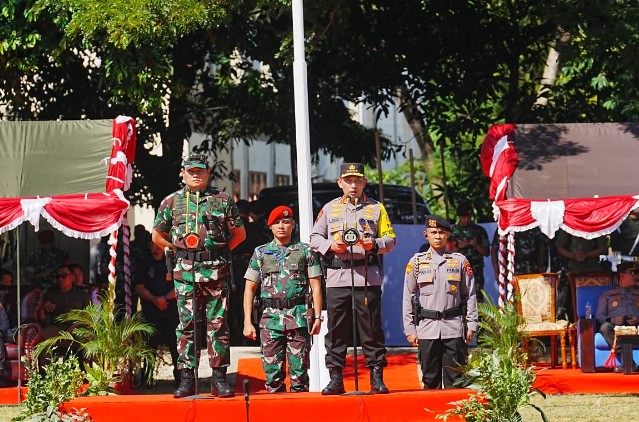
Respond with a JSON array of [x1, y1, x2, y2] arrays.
[[33, 283, 156, 395], [438, 294, 548, 422]]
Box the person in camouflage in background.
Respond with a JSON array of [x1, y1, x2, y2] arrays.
[[243, 205, 323, 393], [152, 153, 246, 399], [451, 201, 489, 298], [490, 227, 547, 276]]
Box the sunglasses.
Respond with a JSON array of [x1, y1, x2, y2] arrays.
[[55, 273, 71, 279]]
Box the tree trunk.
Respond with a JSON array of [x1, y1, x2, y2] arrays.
[[394, 84, 445, 210]]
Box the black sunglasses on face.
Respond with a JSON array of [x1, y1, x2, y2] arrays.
[[55, 273, 71, 279]]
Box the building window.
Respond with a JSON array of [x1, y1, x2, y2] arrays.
[[249, 171, 267, 198], [276, 174, 290, 186]]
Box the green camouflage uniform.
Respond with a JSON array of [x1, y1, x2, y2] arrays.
[[491, 227, 545, 275], [452, 223, 489, 291], [154, 186, 243, 370], [244, 239, 322, 392], [25, 248, 69, 288]]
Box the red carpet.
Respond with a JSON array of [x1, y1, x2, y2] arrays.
[[1, 353, 637, 421]]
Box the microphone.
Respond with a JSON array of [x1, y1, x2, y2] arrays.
[[243, 379, 249, 402]]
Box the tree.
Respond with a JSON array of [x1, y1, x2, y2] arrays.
[[3, 0, 639, 217]]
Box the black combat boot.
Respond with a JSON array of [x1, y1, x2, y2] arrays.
[[211, 367, 235, 398], [321, 367, 345, 395], [173, 368, 195, 398], [369, 366, 389, 394]]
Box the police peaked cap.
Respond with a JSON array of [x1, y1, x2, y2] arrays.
[[425, 215, 452, 232], [339, 162, 365, 178], [268, 205, 294, 226]]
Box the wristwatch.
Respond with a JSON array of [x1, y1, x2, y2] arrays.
[[312, 315, 324, 321]]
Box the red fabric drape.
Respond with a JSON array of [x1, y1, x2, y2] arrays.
[[496, 196, 639, 239], [42, 193, 128, 238], [480, 123, 518, 201], [0, 198, 25, 230]]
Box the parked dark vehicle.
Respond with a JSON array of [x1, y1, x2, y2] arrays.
[[258, 182, 430, 225]]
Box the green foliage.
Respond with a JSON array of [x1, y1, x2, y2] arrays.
[[13, 353, 88, 421], [437, 296, 547, 422], [33, 286, 156, 393]]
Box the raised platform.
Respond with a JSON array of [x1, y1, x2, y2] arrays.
[[3, 354, 639, 421]]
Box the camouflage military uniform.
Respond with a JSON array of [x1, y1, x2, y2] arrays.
[[491, 227, 545, 275], [25, 248, 70, 287], [154, 186, 243, 370], [244, 239, 322, 392], [452, 223, 489, 291]]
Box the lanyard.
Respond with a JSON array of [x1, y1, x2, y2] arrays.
[[185, 190, 200, 233]]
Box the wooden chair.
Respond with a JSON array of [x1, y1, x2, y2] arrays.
[[514, 273, 570, 369], [567, 272, 615, 370]]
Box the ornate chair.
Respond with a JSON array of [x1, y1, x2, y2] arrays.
[[514, 273, 570, 369], [1, 286, 44, 384]]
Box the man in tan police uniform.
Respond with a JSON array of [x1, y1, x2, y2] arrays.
[[403, 214, 477, 389], [310, 163, 396, 395]]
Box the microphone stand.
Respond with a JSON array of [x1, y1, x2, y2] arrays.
[[244, 379, 250, 422], [341, 197, 371, 396]]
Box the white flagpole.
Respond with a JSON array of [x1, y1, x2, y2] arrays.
[[292, 0, 326, 392], [292, 0, 313, 241]]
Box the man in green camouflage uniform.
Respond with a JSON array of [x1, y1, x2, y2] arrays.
[[152, 153, 246, 399], [490, 227, 546, 276], [451, 201, 489, 297], [243, 205, 323, 393]]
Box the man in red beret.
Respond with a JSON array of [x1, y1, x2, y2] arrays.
[[243, 205, 323, 393]]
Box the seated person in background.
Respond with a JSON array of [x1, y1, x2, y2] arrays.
[[0, 269, 12, 286], [69, 263, 85, 288], [554, 229, 607, 274], [0, 298, 9, 379], [0, 269, 12, 322], [595, 262, 639, 372], [37, 265, 90, 340]]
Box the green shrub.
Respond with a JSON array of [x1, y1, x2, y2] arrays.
[[437, 295, 547, 422], [13, 353, 89, 421]]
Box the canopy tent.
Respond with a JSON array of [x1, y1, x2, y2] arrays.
[[0, 118, 134, 237], [480, 123, 639, 305], [0, 117, 136, 316]]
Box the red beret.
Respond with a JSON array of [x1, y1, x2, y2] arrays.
[[268, 206, 294, 226]]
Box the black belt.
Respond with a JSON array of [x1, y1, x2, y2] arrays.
[[176, 250, 222, 261], [418, 305, 463, 320], [328, 255, 377, 269], [262, 296, 306, 309]]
